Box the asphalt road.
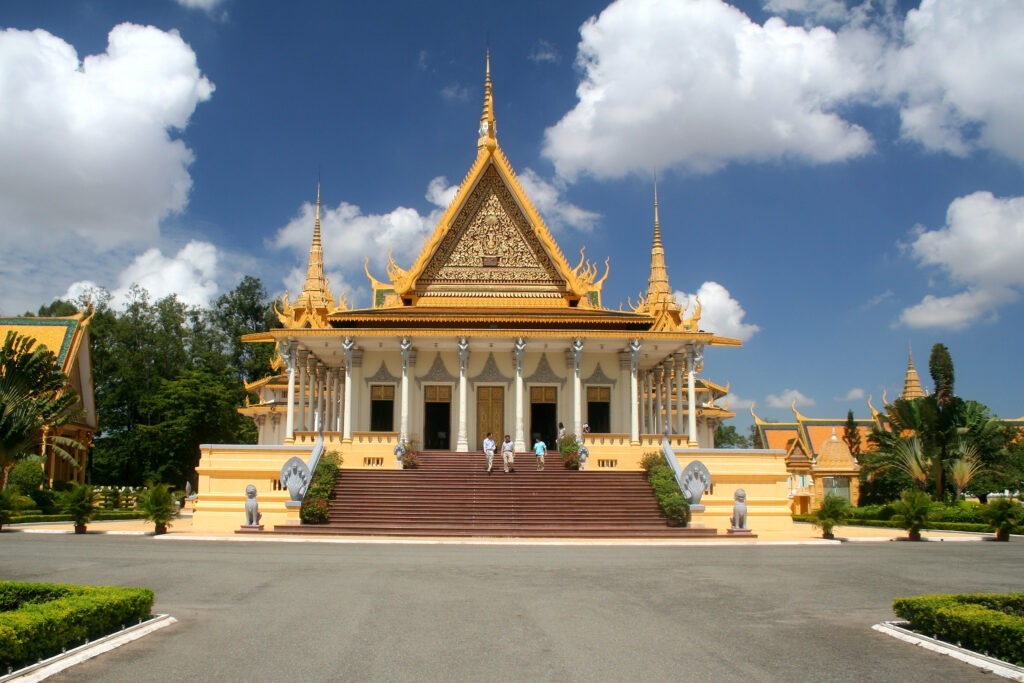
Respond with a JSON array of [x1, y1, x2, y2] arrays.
[[2, 534, 1021, 682]]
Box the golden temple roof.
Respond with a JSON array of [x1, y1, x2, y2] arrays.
[[815, 428, 858, 470], [901, 346, 925, 400], [274, 184, 348, 329]]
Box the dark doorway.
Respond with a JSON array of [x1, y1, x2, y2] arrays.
[[370, 384, 395, 432], [423, 402, 450, 449], [423, 385, 452, 449], [586, 386, 611, 433], [530, 402, 557, 448]]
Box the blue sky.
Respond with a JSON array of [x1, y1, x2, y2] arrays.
[[2, 0, 1022, 432]]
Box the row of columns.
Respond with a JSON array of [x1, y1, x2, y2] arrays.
[[278, 336, 703, 448], [639, 344, 703, 444]]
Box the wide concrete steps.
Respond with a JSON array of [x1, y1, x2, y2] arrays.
[[269, 449, 719, 538]]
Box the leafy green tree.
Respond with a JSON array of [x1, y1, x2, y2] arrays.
[[209, 276, 280, 382], [842, 410, 861, 458], [714, 423, 750, 448], [0, 332, 85, 489], [750, 423, 764, 449]]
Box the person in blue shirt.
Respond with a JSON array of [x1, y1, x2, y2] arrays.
[[533, 437, 547, 471]]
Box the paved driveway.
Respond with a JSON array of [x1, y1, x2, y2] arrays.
[[2, 534, 1021, 682]]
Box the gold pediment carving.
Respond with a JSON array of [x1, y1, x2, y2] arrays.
[[415, 166, 566, 295]]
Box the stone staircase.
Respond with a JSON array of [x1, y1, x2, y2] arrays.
[[270, 450, 719, 538]]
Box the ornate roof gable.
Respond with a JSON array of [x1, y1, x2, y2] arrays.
[[384, 56, 596, 307]]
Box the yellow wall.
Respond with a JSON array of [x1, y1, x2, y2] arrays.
[[192, 439, 794, 534]]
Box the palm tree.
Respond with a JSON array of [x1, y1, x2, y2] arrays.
[[947, 443, 982, 501], [811, 494, 851, 539], [0, 332, 85, 489], [892, 489, 933, 541], [892, 437, 931, 490]]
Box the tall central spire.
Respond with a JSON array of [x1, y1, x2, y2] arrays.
[[646, 180, 676, 309], [300, 182, 328, 303], [477, 51, 497, 149], [901, 345, 924, 400]]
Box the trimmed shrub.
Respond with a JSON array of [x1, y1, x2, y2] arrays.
[[642, 452, 690, 527], [300, 451, 342, 525], [559, 434, 581, 470], [7, 459, 44, 494], [0, 581, 154, 670], [893, 593, 1024, 666]]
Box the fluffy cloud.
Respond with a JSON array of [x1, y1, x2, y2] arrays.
[[175, 0, 228, 10], [528, 40, 560, 64], [518, 169, 599, 232], [544, 0, 1024, 180], [724, 392, 755, 410], [543, 0, 875, 179], [674, 282, 759, 341], [766, 388, 816, 409], [899, 191, 1024, 330], [64, 241, 220, 310], [886, 0, 1024, 162], [0, 24, 213, 249], [835, 388, 866, 401]]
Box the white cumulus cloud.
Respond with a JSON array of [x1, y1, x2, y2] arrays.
[[0, 23, 214, 250], [886, 0, 1024, 162], [899, 191, 1024, 330], [674, 281, 759, 341], [766, 388, 816, 409], [64, 240, 221, 310], [543, 0, 875, 179], [835, 388, 866, 401]]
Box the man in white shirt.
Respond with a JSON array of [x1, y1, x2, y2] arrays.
[[501, 434, 515, 473], [483, 433, 496, 474]]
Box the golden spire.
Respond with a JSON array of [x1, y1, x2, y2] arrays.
[[901, 344, 924, 400], [300, 183, 329, 305], [645, 180, 678, 312], [477, 50, 497, 150]]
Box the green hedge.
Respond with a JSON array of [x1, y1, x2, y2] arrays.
[[0, 581, 154, 669], [300, 451, 342, 525], [8, 510, 146, 525], [794, 515, 1016, 534], [640, 452, 690, 526], [893, 593, 1024, 666]]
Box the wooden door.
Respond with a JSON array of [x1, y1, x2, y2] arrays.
[[476, 386, 504, 448]]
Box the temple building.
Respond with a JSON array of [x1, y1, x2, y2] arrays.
[[194, 58, 795, 533], [0, 311, 96, 486]]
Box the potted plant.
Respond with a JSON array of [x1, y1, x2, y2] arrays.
[[560, 434, 581, 470], [811, 494, 851, 539], [59, 483, 98, 534], [979, 497, 1023, 542], [891, 488, 932, 541], [136, 483, 178, 535]]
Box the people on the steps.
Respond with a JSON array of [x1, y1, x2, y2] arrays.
[[483, 432, 496, 474], [534, 437, 547, 471], [501, 434, 515, 473]]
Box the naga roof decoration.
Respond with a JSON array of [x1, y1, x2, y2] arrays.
[[368, 55, 600, 308], [275, 184, 349, 329]]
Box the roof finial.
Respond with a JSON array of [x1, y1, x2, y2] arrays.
[[901, 342, 924, 400], [478, 50, 497, 149], [645, 179, 676, 312]]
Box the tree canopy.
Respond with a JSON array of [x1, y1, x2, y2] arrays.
[[35, 276, 279, 487]]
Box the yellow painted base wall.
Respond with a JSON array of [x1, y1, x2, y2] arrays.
[[192, 440, 795, 534]]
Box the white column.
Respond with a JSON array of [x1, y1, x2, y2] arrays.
[[688, 343, 702, 446], [513, 338, 526, 452], [399, 338, 413, 445], [629, 339, 641, 444], [654, 365, 664, 435], [297, 350, 309, 433], [325, 368, 335, 433], [334, 371, 343, 432], [314, 362, 324, 431], [674, 353, 685, 435], [282, 340, 297, 442], [456, 337, 469, 452], [644, 371, 654, 435], [342, 338, 356, 443], [571, 338, 583, 438]]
